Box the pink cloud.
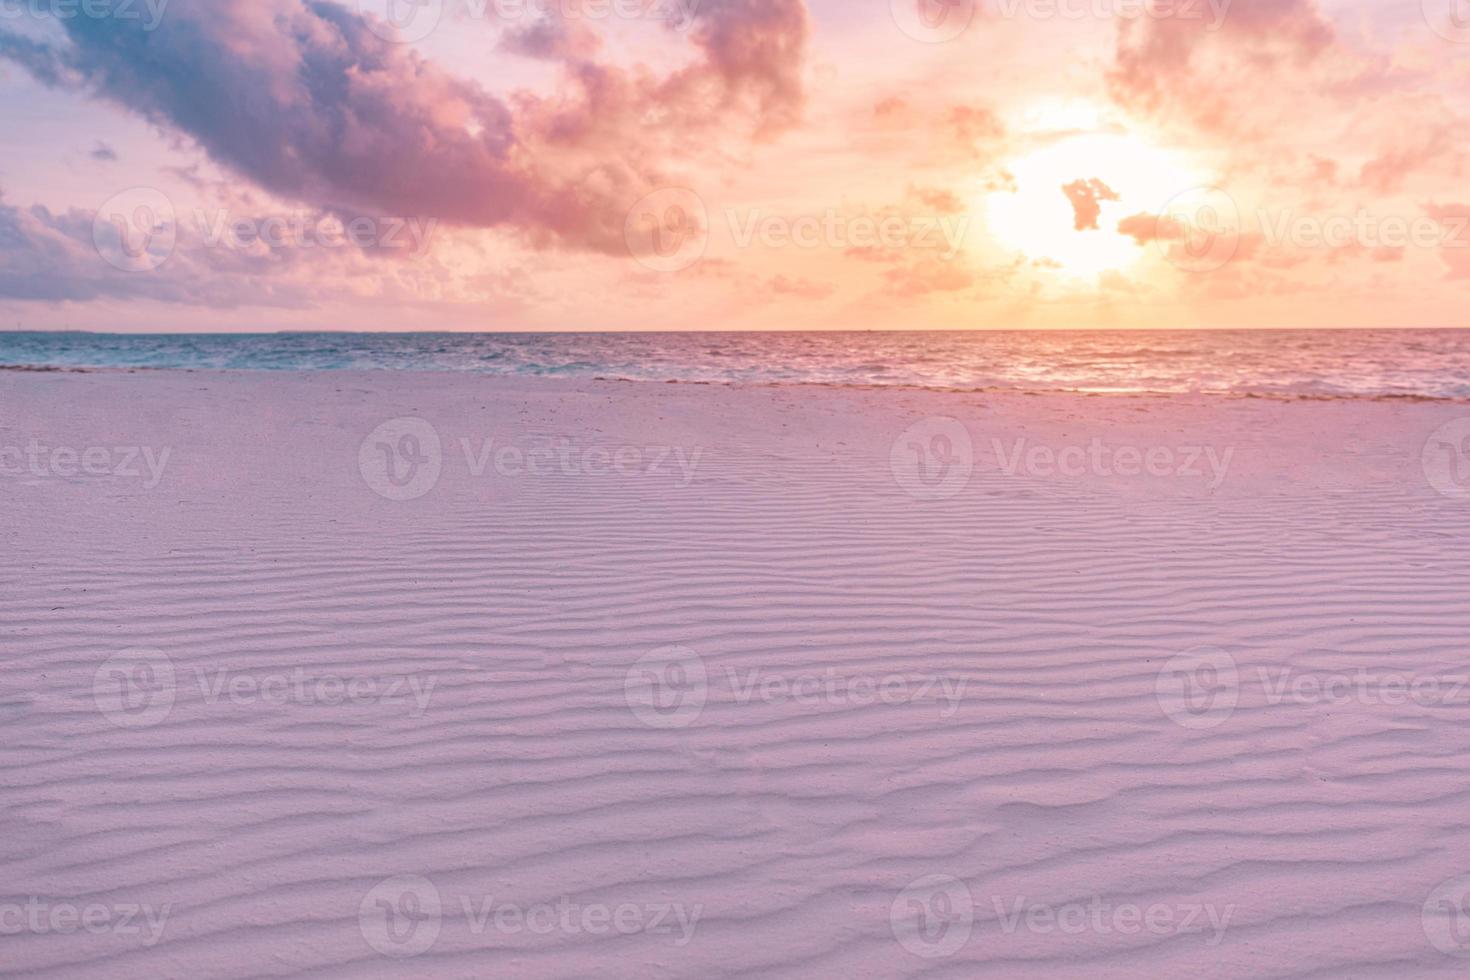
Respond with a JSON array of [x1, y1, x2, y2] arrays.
[[1108, 0, 1333, 131], [0, 0, 810, 256], [768, 274, 836, 298], [883, 257, 973, 295], [1118, 212, 1180, 245], [1423, 202, 1470, 279]]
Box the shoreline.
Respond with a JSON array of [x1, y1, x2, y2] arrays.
[[2, 363, 1465, 403]]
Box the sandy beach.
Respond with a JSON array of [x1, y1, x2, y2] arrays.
[[4, 369, 1470, 977]]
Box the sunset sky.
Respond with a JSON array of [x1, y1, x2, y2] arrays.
[[1, 0, 1468, 331]]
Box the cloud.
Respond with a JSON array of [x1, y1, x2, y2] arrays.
[[844, 244, 905, 264], [767, 274, 835, 298], [883, 257, 973, 296], [948, 105, 1004, 157], [1062, 178, 1119, 231], [0, 0, 810, 255], [1118, 211, 1181, 245], [1108, 0, 1333, 131], [873, 96, 909, 120], [499, 16, 604, 61], [1117, 208, 1265, 269], [1423, 202, 1470, 279], [0, 188, 306, 306], [90, 141, 118, 162], [909, 186, 965, 215], [0, 193, 108, 303], [0, 185, 504, 310], [1358, 128, 1457, 194]]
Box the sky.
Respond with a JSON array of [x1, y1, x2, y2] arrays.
[[0, 0, 1467, 331]]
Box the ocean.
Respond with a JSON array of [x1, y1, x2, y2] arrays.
[[4, 329, 1469, 399]]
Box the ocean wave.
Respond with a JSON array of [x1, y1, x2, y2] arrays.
[[4, 329, 1470, 400]]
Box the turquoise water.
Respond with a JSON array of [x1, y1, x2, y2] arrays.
[[4, 330, 1469, 398]]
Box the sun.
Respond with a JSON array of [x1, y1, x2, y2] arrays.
[[984, 116, 1204, 279]]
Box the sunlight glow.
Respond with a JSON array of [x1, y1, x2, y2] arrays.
[[984, 119, 1204, 280]]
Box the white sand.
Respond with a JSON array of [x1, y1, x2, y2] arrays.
[[3, 369, 1470, 977]]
